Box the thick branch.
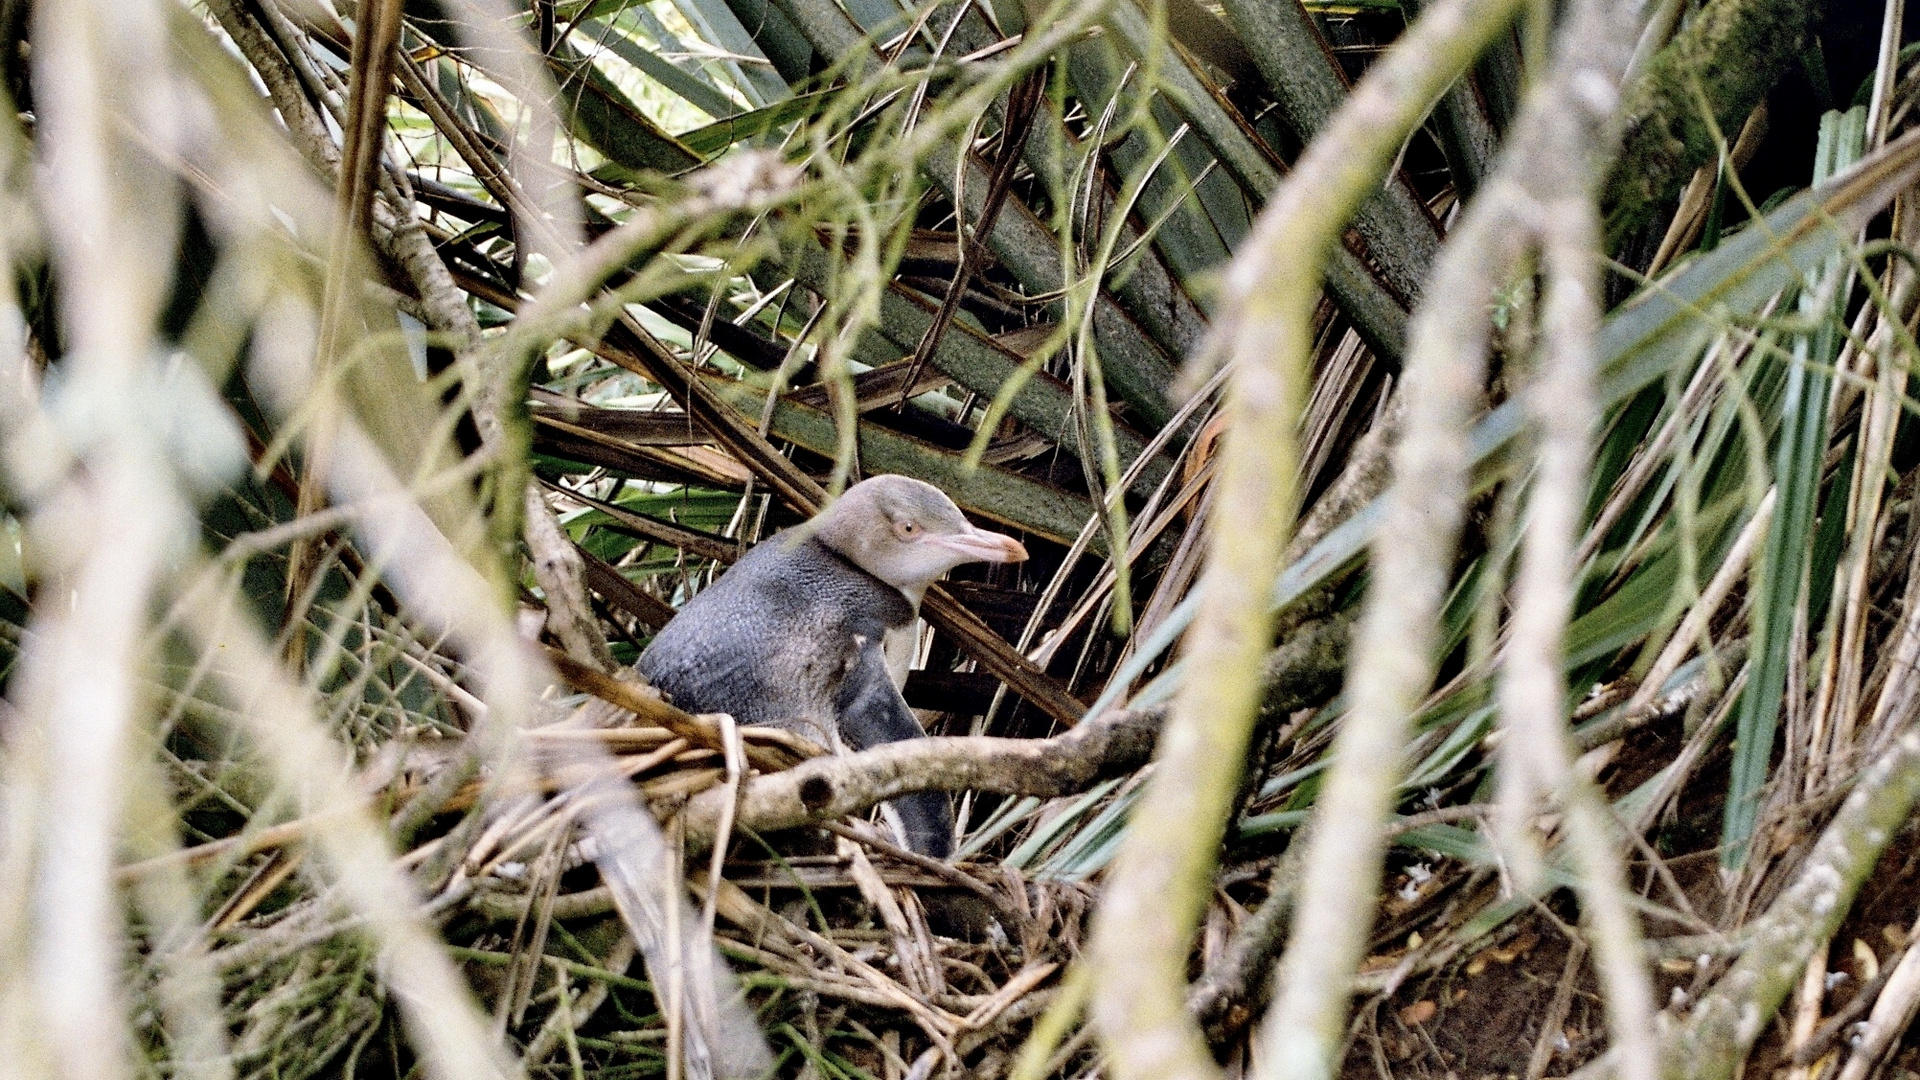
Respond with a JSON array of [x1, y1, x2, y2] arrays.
[[1604, 0, 1817, 244], [676, 706, 1165, 845], [1670, 725, 1920, 1080]]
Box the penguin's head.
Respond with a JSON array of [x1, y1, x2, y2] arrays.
[[814, 475, 1028, 595]]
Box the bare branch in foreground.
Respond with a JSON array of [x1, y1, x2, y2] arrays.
[[1260, 0, 1653, 1077], [676, 706, 1166, 845], [1668, 723, 1920, 1080], [1080, 0, 1531, 1076], [1493, 212, 1658, 1080]]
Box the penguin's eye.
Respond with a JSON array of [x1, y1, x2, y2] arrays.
[[895, 519, 920, 538]]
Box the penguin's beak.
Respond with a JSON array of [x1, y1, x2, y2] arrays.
[[930, 526, 1029, 564]]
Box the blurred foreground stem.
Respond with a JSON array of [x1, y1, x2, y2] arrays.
[[1084, 1, 1527, 1078], [1259, 0, 1653, 1077], [283, 0, 404, 672]]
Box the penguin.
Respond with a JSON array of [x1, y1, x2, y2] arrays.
[[636, 475, 1029, 857]]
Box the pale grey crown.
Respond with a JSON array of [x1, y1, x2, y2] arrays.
[[811, 475, 1028, 601]]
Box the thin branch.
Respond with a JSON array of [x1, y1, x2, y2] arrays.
[[526, 486, 619, 672], [1493, 213, 1658, 1080], [286, 0, 405, 671]]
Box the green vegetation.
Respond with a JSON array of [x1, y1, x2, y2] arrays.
[[1, 0, 1919, 1078]]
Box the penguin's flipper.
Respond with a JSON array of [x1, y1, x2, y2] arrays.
[[837, 635, 954, 858], [634, 574, 786, 723]]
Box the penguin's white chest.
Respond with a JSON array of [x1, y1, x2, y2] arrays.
[[881, 620, 919, 691]]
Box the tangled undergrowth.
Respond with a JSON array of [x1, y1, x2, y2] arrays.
[[10, 1, 1920, 1079]]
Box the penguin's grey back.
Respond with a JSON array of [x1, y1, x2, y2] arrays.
[[636, 531, 914, 746]]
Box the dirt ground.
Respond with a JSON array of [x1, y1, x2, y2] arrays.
[[1327, 714, 1920, 1080]]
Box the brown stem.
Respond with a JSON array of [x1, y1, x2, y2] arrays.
[[284, 0, 405, 669], [525, 486, 619, 672]]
